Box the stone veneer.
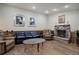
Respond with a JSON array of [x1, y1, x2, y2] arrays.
[[54, 25, 71, 41]]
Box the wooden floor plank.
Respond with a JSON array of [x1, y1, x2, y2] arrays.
[[5, 40, 79, 55]]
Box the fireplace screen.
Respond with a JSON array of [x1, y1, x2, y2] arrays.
[[57, 30, 66, 38]]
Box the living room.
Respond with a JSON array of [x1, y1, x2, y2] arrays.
[[0, 3, 79, 55]]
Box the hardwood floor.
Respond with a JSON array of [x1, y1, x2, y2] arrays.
[[5, 40, 79, 55]]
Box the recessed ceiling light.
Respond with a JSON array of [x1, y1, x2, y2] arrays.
[[32, 6, 36, 10], [52, 8, 59, 11], [64, 5, 69, 8], [44, 10, 49, 14]]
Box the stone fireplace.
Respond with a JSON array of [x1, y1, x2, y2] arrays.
[[57, 30, 66, 38], [54, 25, 71, 41]]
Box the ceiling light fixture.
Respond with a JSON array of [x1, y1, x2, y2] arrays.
[[52, 8, 58, 11], [44, 10, 49, 14], [32, 6, 36, 10], [64, 5, 69, 8]]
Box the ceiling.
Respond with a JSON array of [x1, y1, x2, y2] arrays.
[[4, 3, 79, 15]]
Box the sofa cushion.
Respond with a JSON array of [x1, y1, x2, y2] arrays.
[[4, 37, 15, 40], [17, 36, 25, 38], [4, 40, 14, 46], [16, 31, 25, 38], [31, 32, 39, 37], [25, 32, 32, 37], [16, 32, 25, 35]]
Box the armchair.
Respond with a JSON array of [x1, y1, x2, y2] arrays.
[[0, 30, 15, 54], [43, 30, 54, 40]]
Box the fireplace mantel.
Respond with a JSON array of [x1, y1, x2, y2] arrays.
[[55, 25, 70, 30]]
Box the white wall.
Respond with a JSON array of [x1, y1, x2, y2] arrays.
[[0, 4, 47, 31], [48, 10, 79, 31], [0, 4, 79, 31]]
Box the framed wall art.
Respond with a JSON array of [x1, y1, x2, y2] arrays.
[[14, 15, 25, 27], [28, 17, 36, 27], [58, 15, 65, 24]]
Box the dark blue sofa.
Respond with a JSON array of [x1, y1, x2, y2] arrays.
[[15, 31, 41, 44]]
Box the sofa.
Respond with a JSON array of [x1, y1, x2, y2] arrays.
[[0, 30, 15, 54], [15, 31, 41, 44]]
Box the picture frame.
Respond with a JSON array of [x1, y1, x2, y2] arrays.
[[14, 15, 25, 27], [28, 17, 36, 27], [58, 15, 65, 24]]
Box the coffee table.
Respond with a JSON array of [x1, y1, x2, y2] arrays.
[[23, 38, 46, 52]]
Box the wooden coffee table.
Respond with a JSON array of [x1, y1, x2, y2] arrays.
[[23, 38, 46, 52]]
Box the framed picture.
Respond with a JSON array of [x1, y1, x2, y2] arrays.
[[58, 15, 65, 24], [14, 15, 25, 27], [29, 17, 36, 27]]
